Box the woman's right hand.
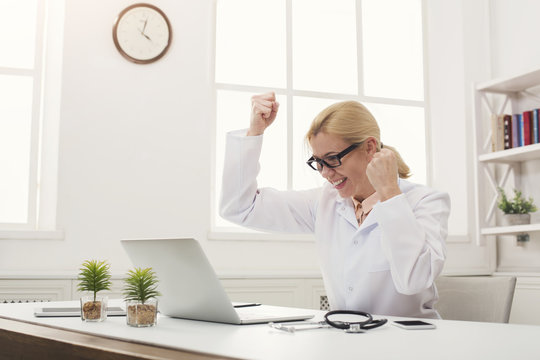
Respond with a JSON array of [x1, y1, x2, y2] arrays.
[[247, 92, 280, 136]]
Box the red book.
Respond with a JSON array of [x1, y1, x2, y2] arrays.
[[523, 110, 532, 145]]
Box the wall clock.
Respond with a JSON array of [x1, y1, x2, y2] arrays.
[[112, 3, 172, 64]]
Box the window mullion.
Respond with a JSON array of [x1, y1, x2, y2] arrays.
[[26, 0, 47, 228], [421, 0, 432, 186], [286, 0, 293, 190], [356, 0, 364, 97]]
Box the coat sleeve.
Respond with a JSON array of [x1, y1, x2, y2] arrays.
[[219, 129, 318, 233], [372, 188, 450, 295]]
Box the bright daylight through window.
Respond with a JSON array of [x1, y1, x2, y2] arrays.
[[214, 0, 426, 232], [0, 0, 42, 229]]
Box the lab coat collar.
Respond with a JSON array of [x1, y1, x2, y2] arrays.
[[335, 197, 358, 228], [335, 196, 379, 231], [334, 176, 402, 231]]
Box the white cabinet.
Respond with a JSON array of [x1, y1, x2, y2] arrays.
[[0, 276, 325, 309], [473, 69, 540, 245], [0, 279, 71, 303]]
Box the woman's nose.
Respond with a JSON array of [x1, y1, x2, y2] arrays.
[[320, 165, 335, 178]]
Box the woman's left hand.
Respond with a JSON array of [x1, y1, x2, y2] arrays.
[[366, 148, 401, 201]]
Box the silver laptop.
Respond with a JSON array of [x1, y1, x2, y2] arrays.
[[120, 238, 314, 325]]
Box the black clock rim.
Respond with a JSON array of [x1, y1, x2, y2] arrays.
[[112, 3, 173, 64]]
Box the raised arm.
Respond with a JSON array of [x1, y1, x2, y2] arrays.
[[219, 93, 318, 234]]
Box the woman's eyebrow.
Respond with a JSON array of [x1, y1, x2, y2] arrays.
[[316, 151, 339, 158]]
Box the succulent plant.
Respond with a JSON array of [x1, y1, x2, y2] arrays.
[[123, 267, 161, 304], [77, 259, 112, 302]]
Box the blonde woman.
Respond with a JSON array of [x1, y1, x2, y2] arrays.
[[220, 92, 450, 319]]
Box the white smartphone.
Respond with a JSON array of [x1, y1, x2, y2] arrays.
[[392, 320, 436, 330]]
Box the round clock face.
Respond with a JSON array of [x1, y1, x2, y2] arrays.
[[113, 4, 172, 64]]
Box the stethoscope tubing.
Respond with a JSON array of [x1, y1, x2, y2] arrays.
[[324, 310, 388, 330]]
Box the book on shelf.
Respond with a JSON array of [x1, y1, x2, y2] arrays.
[[503, 114, 512, 149], [492, 108, 540, 152], [534, 109, 539, 144], [491, 114, 505, 151], [523, 110, 532, 146], [512, 113, 520, 148]]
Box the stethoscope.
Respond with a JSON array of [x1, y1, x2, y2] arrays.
[[324, 310, 388, 333], [269, 310, 387, 334]]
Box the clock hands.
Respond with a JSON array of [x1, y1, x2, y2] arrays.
[[140, 31, 151, 41], [139, 17, 151, 41], [142, 18, 148, 33]]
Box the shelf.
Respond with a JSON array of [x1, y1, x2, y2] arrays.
[[476, 68, 540, 93], [481, 223, 540, 236], [474, 68, 540, 245], [478, 143, 540, 163]]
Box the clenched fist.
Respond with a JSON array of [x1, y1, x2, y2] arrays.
[[247, 92, 280, 136], [366, 148, 401, 201]]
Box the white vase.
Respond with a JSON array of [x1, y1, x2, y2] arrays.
[[502, 213, 531, 226]]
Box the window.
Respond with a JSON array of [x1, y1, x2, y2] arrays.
[[213, 0, 426, 233], [0, 1, 62, 237]]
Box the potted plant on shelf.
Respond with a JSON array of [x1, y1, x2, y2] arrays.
[[497, 187, 537, 226], [77, 259, 112, 322], [123, 267, 161, 327]]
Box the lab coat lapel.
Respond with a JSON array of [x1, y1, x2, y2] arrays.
[[336, 198, 359, 228], [335, 196, 379, 231], [358, 212, 377, 232]]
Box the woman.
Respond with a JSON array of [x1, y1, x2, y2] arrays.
[[220, 92, 450, 318]]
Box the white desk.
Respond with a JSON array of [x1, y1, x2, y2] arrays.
[[0, 300, 539, 360]]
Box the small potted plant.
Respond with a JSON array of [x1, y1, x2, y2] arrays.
[[123, 267, 161, 327], [498, 187, 537, 225], [77, 259, 112, 322]]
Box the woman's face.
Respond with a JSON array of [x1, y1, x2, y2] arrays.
[[310, 132, 375, 200]]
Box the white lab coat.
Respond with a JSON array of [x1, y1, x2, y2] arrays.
[[220, 130, 451, 319]]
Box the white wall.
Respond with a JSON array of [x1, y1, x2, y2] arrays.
[[2, 0, 539, 281], [488, 0, 540, 273], [423, 0, 540, 276], [0, 0, 319, 277], [425, 0, 494, 274]]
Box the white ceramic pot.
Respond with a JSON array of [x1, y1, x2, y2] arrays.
[[502, 213, 531, 226]]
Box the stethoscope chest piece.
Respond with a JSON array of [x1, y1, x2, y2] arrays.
[[344, 323, 366, 333]]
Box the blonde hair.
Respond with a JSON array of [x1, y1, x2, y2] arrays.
[[305, 100, 411, 179]]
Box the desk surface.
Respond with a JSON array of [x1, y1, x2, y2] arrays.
[[1, 300, 539, 360]]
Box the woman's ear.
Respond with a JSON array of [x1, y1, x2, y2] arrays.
[[365, 137, 378, 155]]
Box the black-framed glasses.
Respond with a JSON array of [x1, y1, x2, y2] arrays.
[[306, 142, 362, 172]]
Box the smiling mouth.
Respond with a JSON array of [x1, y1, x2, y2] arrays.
[[331, 178, 347, 187]]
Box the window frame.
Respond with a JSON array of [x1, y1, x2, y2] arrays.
[[0, 0, 63, 240], [209, 0, 430, 241]]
